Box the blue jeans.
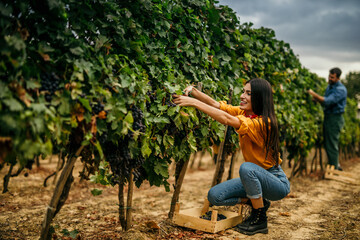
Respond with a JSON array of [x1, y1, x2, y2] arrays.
[[208, 162, 290, 206]]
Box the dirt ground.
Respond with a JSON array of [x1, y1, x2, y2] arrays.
[[0, 152, 359, 240]]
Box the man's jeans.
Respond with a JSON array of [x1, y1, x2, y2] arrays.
[[208, 162, 290, 206]]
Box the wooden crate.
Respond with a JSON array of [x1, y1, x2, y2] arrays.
[[324, 165, 359, 185], [172, 200, 243, 233]]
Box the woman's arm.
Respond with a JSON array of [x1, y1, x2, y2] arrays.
[[183, 86, 220, 109], [172, 95, 240, 128]]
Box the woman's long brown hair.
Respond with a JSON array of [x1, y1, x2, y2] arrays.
[[247, 78, 280, 166]]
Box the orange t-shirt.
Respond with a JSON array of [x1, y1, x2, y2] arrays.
[[219, 101, 281, 169]]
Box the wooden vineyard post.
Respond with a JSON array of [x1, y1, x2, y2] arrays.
[[227, 151, 237, 180], [211, 126, 228, 187], [40, 145, 84, 240], [125, 169, 134, 231], [118, 180, 126, 229], [168, 82, 203, 219], [196, 150, 207, 169], [169, 158, 190, 219], [211, 89, 233, 187], [310, 137, 323, 173], [189, 152, 197, 169]]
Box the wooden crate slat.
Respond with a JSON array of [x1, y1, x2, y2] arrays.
[[325, 174, 359, 185], [172, 206, 243, 233], [324, 165, 359, 185], [325, 169, 357, 179]]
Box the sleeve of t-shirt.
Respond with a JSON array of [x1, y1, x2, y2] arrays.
[[219, 101, 244, 116], [219, 101, 264, 145], [235, 115, 265, 146], [323, 87, 347, 107]]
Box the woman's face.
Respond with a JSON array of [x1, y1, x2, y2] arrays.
[[240, 83, 254, 115]]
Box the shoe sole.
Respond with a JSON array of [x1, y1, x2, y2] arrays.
[[235, 227, 268, 236]]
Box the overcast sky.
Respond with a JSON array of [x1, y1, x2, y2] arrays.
[[216, 0, 360, 80]]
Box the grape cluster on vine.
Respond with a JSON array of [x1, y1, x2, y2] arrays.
[[91, 102, 105, 115], [164, 120, 177, 136], [167, 102, 177, 107], [103, 137, 146, 186], [166, 93, 177, 107], [79, 146, 96, 180], [132, 166, 147, 185], [39, 72, 61, 102], [146, 90, 177, 111], [146, 90, 156, 111], [97, 131, 108, 145], [128, 105, 145, 138]]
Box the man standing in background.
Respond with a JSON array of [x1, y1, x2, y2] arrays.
[[308, 67, 347, 170]]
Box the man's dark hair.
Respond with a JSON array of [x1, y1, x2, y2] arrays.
[[330, 67, 342, 78]]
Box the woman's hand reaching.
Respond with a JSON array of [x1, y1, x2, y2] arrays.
[[182, 85, 194, 96], [172, 92, 240, 128], [173, 85, 220, 109], [172, 94, 198, 107]]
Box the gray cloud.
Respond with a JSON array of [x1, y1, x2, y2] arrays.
[[217, 0, 360, 77]]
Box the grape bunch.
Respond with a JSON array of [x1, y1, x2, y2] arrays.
[[91, 102, 105, 115], [146, 90, 156, 111], [133, 166, 147, 185], [146, 90, 177, 111], [167, 102, 177, 107], [200, 211, 227, 221], [80, 145, 93, 163], [105, 143, 130, 184], [166, 93, 177, 107], [103, 137, 145, 185], [39, 72, 61, 102], [128, 105, 145, 137], [163, 120, 177, 136], [79, 146, 96, 180], [97, 131, 108, 145], [162, 120, 187, 146]]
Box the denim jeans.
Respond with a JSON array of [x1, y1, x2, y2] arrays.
[[208, 162, 290, 206]]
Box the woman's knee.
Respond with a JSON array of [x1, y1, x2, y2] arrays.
[[207, 188, 222, 206], [239, 162, 256, 177]]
